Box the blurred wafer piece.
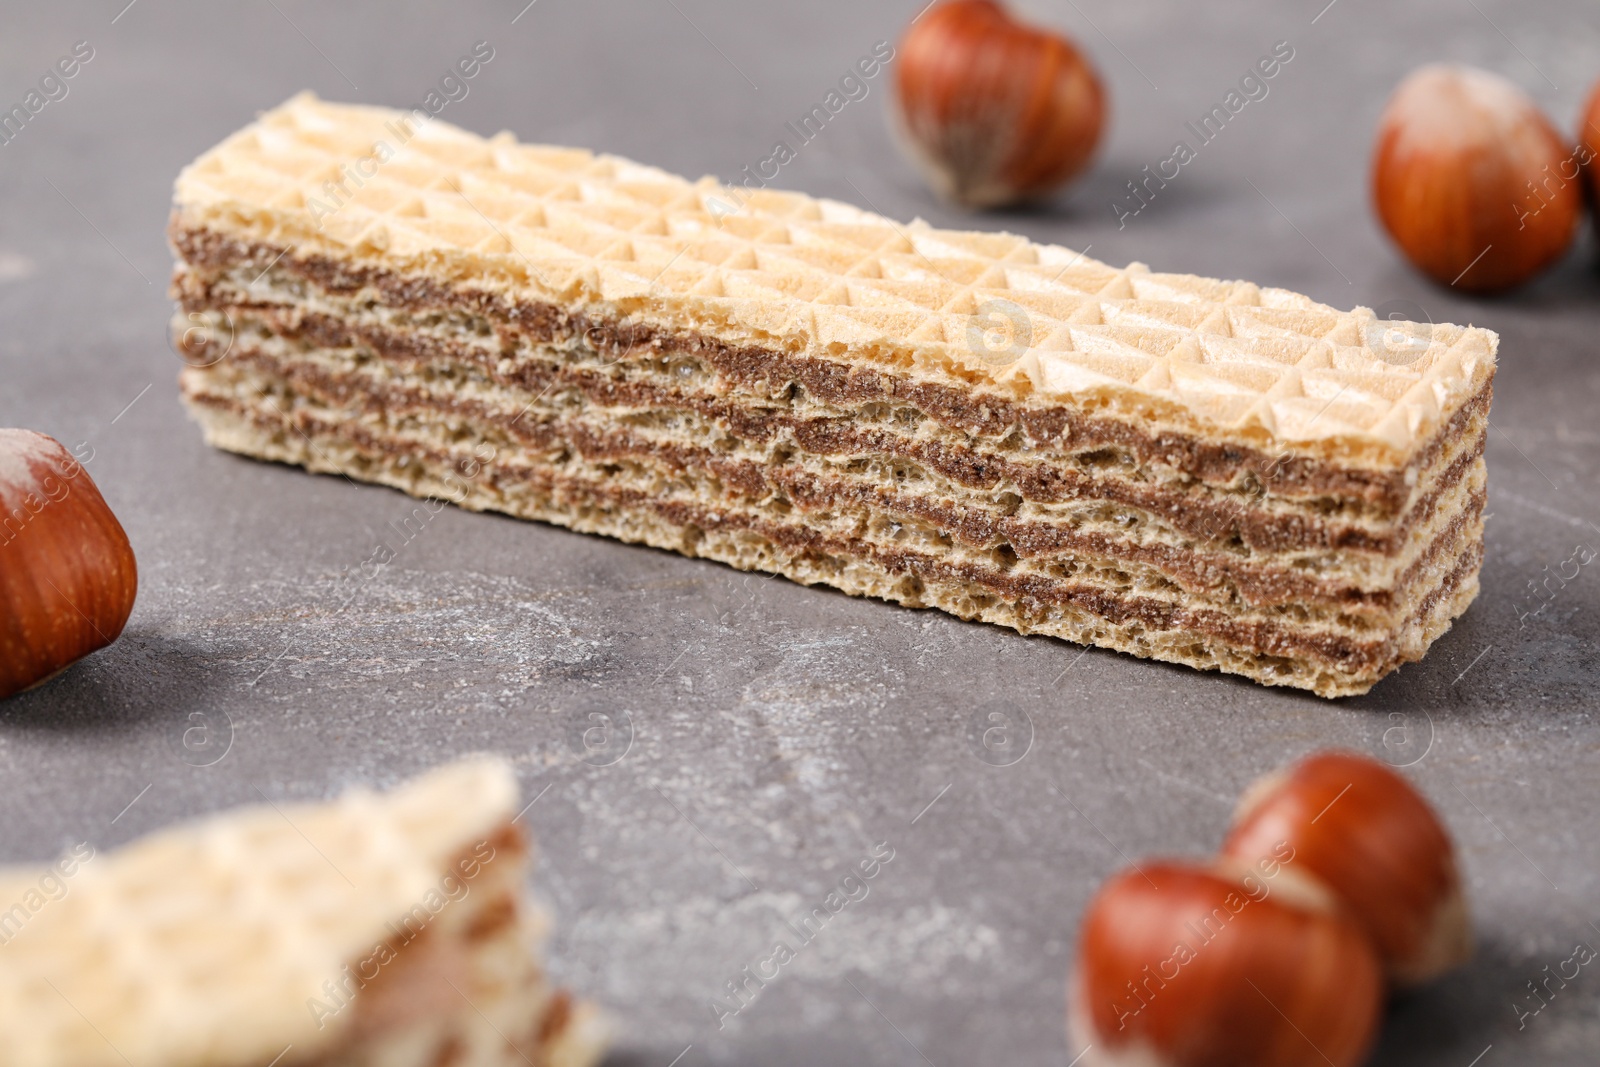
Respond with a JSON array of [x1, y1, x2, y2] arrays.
[[0, 758, 605, 1067]]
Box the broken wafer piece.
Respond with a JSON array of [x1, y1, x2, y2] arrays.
[[170, 93, 1494, 697], [0, 758, 605, 1067]]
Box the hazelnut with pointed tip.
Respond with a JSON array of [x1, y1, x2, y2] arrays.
[[894, 0, 1106, 208]]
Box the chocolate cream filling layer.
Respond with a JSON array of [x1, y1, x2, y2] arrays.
[[177, 283, 1488, 566], [171, 225, 1491, 516], [190, 336, 1485, 627], [180, 394, 1481, 697]]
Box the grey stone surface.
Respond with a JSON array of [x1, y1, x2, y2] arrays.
[[2, 1, 1598, 1063]]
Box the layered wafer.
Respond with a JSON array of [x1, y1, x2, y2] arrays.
[[0, 758, 605, 1067], [170, 93, 1494, 696]]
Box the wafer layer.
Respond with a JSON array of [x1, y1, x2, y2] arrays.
[[169, 94, 1495, 696]]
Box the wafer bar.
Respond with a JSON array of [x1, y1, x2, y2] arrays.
[[169, 93, 1494, 696]]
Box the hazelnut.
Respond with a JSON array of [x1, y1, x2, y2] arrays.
[[1070, 862, 1383, 1067], [1372, 64, 1582, 293], [0, 429, 137, 698], [893, 0, 1106, 208], [1221, 751, 1470, 987], [1576, 77, 1600, 225]]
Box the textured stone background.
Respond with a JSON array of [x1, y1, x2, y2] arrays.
[[3, 1, 1599, 1064]]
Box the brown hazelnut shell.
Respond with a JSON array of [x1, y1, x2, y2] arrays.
[[894, 0, 1105, 208], [0, 430, 137, 699], [1372, 64, 1581, 293]]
